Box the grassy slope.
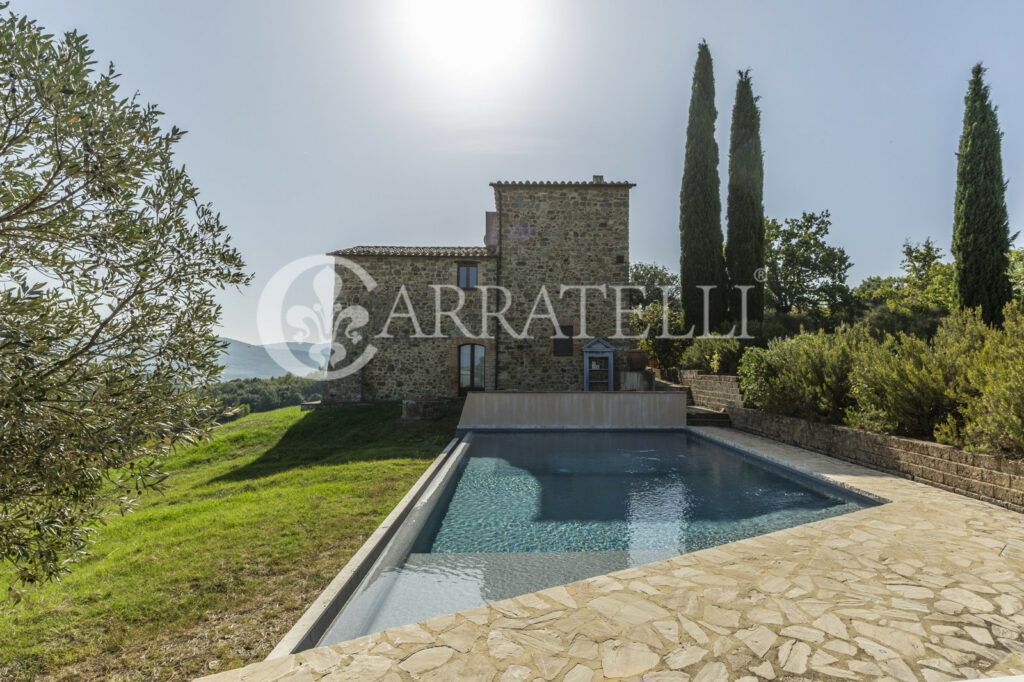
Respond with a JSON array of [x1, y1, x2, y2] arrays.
[[0, 403, 459, 681]]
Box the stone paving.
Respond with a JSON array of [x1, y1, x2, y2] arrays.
[[198, 428, 1024, 682]]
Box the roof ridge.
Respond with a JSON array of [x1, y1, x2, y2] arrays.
[[329, 245, 492, 258], [489, 180, 635, 187]]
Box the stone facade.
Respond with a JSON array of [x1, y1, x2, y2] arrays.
[[323, 254, 499, 402], [727, 405, 1024, 513], [322, 178, 634, 403], [491, 182, 631, 391]]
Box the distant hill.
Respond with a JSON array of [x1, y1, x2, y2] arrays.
[[218, 337, 329, 380]]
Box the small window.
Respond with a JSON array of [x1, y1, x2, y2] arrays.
[[459, 344, 485, 394], [552, 324, 573, 356], [457, 263, 478, 289]]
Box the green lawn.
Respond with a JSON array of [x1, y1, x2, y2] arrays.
[[0, 403, 460, 681]]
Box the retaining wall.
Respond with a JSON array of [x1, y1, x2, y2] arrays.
[[727, 405, 1024, 514], [675, 370, 744, 410]]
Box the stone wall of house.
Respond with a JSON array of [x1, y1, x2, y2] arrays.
[[727, 405, 1024, 514], [491, 181, 632, 391], [322, 255, 498, 403], [676, 370, 744, 410], [323, 179, 634, 402]]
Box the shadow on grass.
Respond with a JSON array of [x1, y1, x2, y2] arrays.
[[209, 402, 460, 483]]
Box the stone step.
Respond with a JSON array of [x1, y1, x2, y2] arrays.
[[654, 380, 695, 405], [687, 407, 731, 427]]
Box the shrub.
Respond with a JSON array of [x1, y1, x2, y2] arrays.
[[857, 302, 947, 340], [755, 309, 846, 345], [847, 334, 943, 438], [958, 305, 1024, 456], [679, 337, 743, 374], [737, 346, 772, 408], [740, 305, 1021, 458], [737, 326, 866, 423], [631, 302, 686, 369], [847, 309, 986, 439]]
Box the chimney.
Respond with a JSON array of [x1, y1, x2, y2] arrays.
[[592, 175, 604, 183], [484, 211, 499, 249]]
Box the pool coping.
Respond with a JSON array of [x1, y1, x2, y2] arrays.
[[266, 435, 466, 659]]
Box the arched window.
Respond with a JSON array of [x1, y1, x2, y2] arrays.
[[459, 344, 485, 394]]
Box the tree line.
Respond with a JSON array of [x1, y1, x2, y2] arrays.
[[206, 374, 324, 418], [637, 41, 1019, 366], [673, 42, 1016, 331]]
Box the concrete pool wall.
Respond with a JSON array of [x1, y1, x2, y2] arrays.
[[457, 391, 689, 430], [267, 436, 468, 659]]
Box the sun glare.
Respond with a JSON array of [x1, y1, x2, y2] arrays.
[[391, 0, 544, 94]]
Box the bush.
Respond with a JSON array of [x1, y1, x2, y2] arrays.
[[631, 301, 686, 369], [958, 305, 1024, 456], [846, 309, 986, 439], [754, 309, 849, 346], [846, 334, 942, 438], [739, 305, 1022, 458], [857, 301, 947, 340], [678, 337, 743, 374], [738, 325, 867, 423], [737, 346, 771, 408], [756, 310, 810, 344]]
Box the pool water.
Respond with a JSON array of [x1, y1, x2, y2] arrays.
[[319, 430, 876, 645]]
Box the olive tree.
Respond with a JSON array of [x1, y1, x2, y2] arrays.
[[0, 9, 248, 587]]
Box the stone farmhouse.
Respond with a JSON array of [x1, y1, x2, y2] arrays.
[[322, 177, 634, 403]]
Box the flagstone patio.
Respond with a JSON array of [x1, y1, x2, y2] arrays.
[[199, 427, 1024, 682]]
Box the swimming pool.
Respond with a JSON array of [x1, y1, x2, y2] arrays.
[[317, 430, 878, 646]]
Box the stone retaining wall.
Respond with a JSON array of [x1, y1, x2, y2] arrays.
[[676, 370, 744, 410], [401, 398, 449, 421], [727, 405, 1024, 514]]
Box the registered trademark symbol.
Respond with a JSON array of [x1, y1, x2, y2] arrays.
[[753, 267, 767, 283]]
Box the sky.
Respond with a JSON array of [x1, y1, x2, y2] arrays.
[[15, 0, 1024, 344]]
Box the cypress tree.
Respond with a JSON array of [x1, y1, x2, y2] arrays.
[[679, 41, 727, 333], [725, 69, 765, 330], [952, 63, 1012, 325]]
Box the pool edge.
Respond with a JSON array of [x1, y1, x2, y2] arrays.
[[266, 435, 464, 660], [685, 426, 892, 506]]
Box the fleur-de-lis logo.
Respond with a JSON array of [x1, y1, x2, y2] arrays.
[[257, 255, 377, 380]]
